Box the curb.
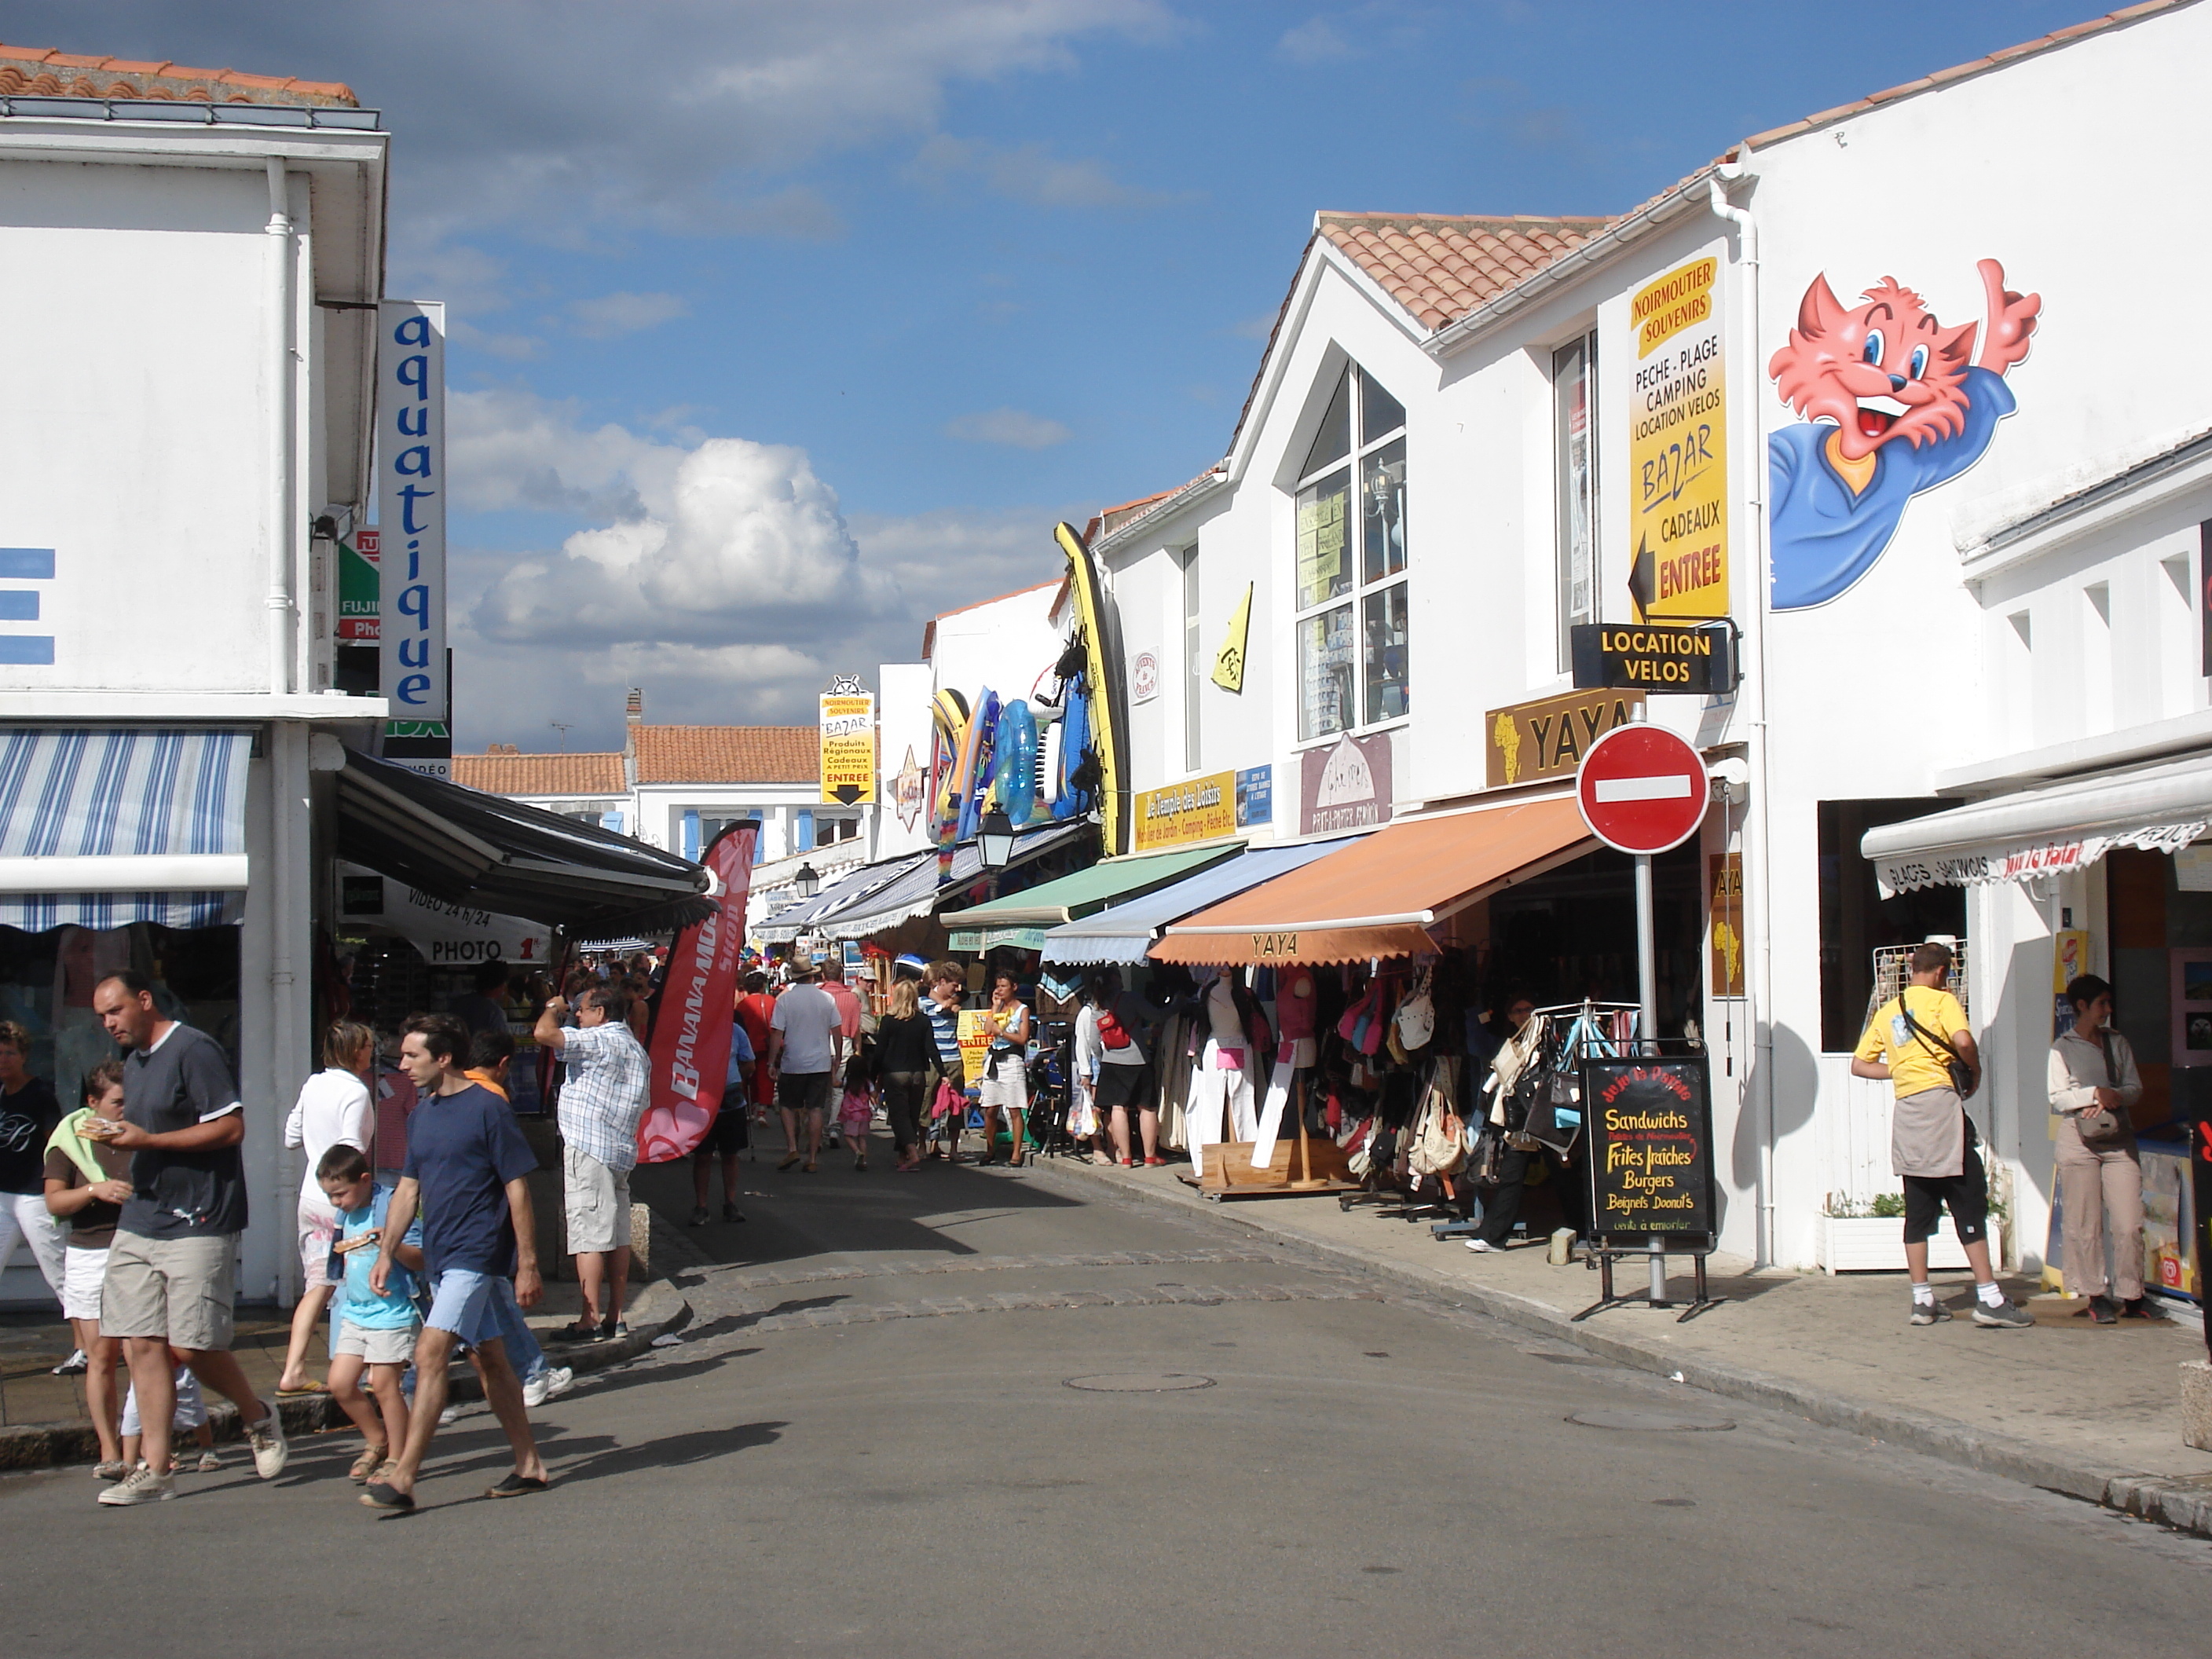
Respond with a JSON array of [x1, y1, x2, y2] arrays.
[[1027, 1155, 2212, 1540], [0, 1277, 692, 1474]]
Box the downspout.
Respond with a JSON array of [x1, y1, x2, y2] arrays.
[[265, 156, 302, 1301], [1708, 149, 1779, 1267], [265, 156, 296, 697]]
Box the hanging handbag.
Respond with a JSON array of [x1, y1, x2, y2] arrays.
[[1393, 965, 1436, 1051], [2076, 1031, 2127, 1144]]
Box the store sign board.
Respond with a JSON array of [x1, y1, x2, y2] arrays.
[[820, 683, 877, 805], [1584, 1057, 1716, 1240], [1625, 255, 1729, 621], [339, 528, 379, 642], [1569, 621, 1738, 694], [1485, 690, 1643, 789], [1300, 733, 1391, 835], [376, 301, 448, 723], [1235, 764, 1273, 828], [339, 862, 546, 963], [1708, 852, 1744, 997], [1134, 769, 1236, 852], [1131, 650, 1160, 705]]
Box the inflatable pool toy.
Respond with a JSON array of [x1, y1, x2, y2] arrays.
[[992, 699, 1038, 826], [1053, 522, 1129, 854]]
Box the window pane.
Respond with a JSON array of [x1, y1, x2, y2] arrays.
[[1554, 335, 1596, 667], [1298, 368, 1352, 478], [1361, 373, 1405, 444], [1295, 468, 1352, 610], [1298, 604, 1356, 742], [1361, 437, 1406, 585], [1362, 584, 1409, 724]]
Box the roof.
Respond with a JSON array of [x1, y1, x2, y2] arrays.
[[0, 42, 358, 105], [452, 750, 624, 798], [632, 724, 818, 786], [1317, 212, 1613, 332]]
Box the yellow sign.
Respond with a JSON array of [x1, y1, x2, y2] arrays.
[[1484, 690, 1643, 789], [1708, 853, 1744, 996], [1212, 584, 1251, 693], [1133, 770, 1236, 852], [819, 691, 876, 805], [1628, 256, 1729, 621], [956, 1009, 991, 1087], [2053, 929, 2089, 994]]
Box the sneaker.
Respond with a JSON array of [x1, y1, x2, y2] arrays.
[[687, 1205, 709, 1227], [1463, 1238, 1496, 1253], [522, 1364, 575, 1408], [52, 1348, 88, 1376], [438, 1405, 460, 1426], [2087, 1294, 2119, 1325], [721, 1202, 744, 1223], [1909, 1298, 1954, 1325], [1972, 1295, 2034, 1329], [97, 1464, 175, 1506], [2121, 1297, 2163, 1321], [244, 1401, 289, 1478]]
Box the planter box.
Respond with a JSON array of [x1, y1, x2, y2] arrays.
[[1818, 1214, 1972, 1274]]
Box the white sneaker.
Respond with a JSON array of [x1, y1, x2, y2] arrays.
[[439, 1404, 460, 1426], [1463, 1238, 1496, 1253], [97, 1464, 176, 1506], [245, 1400, 289, 1478], [522, 1364, 575, 1408]]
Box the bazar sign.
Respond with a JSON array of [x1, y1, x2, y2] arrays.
[[1570, 621, 1738, 694], [1625, 255, 1729, 621], [820, 680, 876, 805], [1134, 770, 1236, 852], [1485, 689, 1643, 788]]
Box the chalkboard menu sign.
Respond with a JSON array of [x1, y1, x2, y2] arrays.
[[1584, 1057, 1715, 1241]]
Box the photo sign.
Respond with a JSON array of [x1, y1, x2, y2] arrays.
[[1584, 1056, 1716, 1241]]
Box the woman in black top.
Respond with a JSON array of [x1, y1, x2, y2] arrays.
[[0, 1019, 65, 1306], [874, 979, 938, 1173]]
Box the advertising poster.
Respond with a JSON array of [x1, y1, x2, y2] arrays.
[[376, 302, 448, 729], [957, 1008, 993, 1087], [638, 823, 757, 1163], [339, 527, 379, 642], [1708, 852, 1744, 997], [1299, 733, 1390, 834], [820, 679, 877, 805], [1627, 255, 1729, 621], [1134, 771, 1236, 851], [1585, 1057, 1716, 1241]]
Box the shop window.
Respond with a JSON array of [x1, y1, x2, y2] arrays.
[[1554, 332, 1597, 670], [1295, 360, 1408, 742], [0, 923, 240, 1108], [1816, 800, 1966, 1051]]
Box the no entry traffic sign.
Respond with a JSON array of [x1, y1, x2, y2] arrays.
[[1576, 723, 1708, 855]]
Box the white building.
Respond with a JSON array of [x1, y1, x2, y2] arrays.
[[1086, 0, 2212, 1273]]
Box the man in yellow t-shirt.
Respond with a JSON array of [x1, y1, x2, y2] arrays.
[[1851, 940, 2029, 1329]]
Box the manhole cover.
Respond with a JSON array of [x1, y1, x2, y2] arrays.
[[1566, 1408, 1734, 1432], [1064, 1372, 1217, 1393]]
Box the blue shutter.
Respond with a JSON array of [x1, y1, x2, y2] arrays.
[[682, 809, 700, 861], [795, 808, 815, 852]]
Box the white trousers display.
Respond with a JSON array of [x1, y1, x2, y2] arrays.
[[1185, 1039, 1260, 1177], [0, 1190, 68, 1304]]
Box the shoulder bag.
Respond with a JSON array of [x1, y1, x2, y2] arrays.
[[1896, 983, 1975, 1097], [2076, 1031, 2126, 1145]]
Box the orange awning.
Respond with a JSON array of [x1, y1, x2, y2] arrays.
[[1149, 794, 1594, 966]]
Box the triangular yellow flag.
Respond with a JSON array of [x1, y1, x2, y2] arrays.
[[1211, 583, 1252, 693]]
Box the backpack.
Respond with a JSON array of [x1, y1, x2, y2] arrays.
[[1096, 1007, 1132, 1051]]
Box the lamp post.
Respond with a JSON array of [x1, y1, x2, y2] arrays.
[[794, 862, 820, 899], [978, 809, 1015, 871]]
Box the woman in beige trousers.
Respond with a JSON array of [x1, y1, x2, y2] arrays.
[[2047, 974, 2153, 1323]]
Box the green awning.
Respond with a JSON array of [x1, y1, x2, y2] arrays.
[[946, 925, 1052, 953], [938, 842, 1241, 940]]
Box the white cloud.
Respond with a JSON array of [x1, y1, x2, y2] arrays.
[[565, 291, 693, 339], [1276, 16, 1354, 61], [448, 386, 688, 518], [944, 407, 1073, 449], [912, 133, 1183, 211], [448, 320, 545, 361]]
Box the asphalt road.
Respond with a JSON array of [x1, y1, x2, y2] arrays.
[[6, 1133, 2208, 1657]]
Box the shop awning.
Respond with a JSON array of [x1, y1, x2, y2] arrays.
[[753, 848, 936, 944], [1862, 750, 2212, 894], [1040, 838, 1350, 966], [0, 727, 251, 931], [941, 843, 1241, 951], [337, 748, 713, 934], [814, 822, 1093, 943], [1152, 795, 1594, 965]]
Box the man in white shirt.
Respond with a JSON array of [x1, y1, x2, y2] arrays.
[[767, 960, 845, 1174], [533, 987, 650, 1340]]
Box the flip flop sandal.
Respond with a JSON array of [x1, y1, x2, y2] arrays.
[[361, 1481, 415, 1514], [276, 1382, 329, 1398], [350, 1445, 390, 1483], [485, 1474, 551, 1499], [555, 1318, 602, 1342], [777, 1153, 802, 1171]]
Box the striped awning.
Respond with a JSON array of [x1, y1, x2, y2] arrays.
[[0, 728, 252, 931]]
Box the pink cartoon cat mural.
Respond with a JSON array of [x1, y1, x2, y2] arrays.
[[1767, 259, 2039, 608]]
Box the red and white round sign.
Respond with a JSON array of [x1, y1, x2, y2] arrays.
[[1575, 723, 1709, 855]]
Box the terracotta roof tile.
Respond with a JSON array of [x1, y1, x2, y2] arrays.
[[1314, 212, 1613, 331], [0, 42, 357, 106], [452, 751, 625, 797], [632, 725, 819, 786]]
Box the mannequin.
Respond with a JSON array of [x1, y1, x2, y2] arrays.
[[1251, 969, 1317, 1166], [1186, 968, 1269, 1176]]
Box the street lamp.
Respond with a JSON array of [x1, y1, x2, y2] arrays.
[[794, 862, 821, 899], [978, 808, 1016, 871]]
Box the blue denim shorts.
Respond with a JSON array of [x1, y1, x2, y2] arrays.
[[424, 1268, 522, 1347]]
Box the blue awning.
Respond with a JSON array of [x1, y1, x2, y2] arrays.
[[0, 727, 251, 931], [1039, 837, 1355, 965]]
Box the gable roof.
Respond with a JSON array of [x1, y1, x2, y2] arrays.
[[1315, 213, 1613, 332], [631, 725, 818, 786], [0, 42, 359, 105], [452, 751, 624, 798]]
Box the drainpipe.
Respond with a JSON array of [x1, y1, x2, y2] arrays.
[[264, 156, 302, 1301], [1708, 150, 1779, 1267], [265, 156, 296, 698]]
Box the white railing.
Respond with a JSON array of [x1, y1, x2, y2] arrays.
[[1813, 1053, 1902, 1212]]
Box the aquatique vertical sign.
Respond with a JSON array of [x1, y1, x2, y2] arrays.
[[1627, 256, 1729, 621], [377, 301, 449, 747]]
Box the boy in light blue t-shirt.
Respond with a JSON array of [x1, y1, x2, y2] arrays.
[[317, 1144, 425, 1484]]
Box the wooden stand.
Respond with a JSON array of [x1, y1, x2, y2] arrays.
[[1287, 1073, 1329, 1190], [1193, 1125, 1356, 1199]]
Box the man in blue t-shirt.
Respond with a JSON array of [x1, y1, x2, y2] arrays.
[[364, 1013, 548, 1513]]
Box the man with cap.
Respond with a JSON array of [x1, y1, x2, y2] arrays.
[[767, 956, 845, 1174]]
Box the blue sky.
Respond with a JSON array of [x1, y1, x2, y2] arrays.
[[20, 1, 2100, 747]]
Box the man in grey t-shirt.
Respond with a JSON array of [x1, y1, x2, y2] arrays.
[[767, 961, 844, 1174], [90, 972, 290, 1505]]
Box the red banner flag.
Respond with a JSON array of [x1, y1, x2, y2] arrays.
[[637, 822, 756, 1163]]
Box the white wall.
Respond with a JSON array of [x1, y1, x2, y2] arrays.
[[876, 661, 935, 856]]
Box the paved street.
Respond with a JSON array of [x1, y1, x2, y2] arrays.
[[5, 1136, 2209, 1657]]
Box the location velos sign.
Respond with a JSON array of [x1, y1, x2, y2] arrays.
[[1575, 723, 1709, 855]]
